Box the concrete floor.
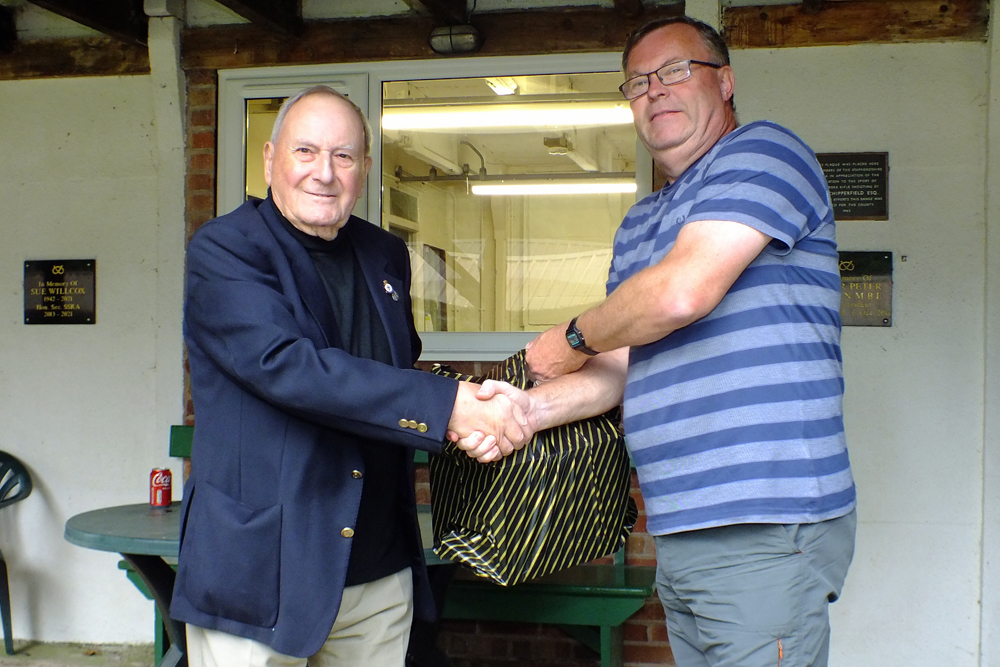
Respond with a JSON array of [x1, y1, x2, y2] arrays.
[[0, 643, 154, 667]]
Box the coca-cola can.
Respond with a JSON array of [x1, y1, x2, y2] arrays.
[[150, 468, 172, 507]]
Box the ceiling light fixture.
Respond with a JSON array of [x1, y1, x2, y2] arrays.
[[428, 25, 482, 55], [485, 77, 519, 96]]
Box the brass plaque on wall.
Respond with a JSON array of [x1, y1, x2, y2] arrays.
[[818, 153, 888, 220], [839, 251, 891, 327], [24, 260, 96, 324]]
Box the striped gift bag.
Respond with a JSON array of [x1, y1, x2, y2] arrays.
[[429, 350, 637, 586]]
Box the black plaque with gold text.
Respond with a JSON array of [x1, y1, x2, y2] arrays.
[[839, 251, 891, 327], [818, 153, 889, 220], [24, 260, 96, 324]]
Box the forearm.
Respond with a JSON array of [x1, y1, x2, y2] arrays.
[[576, 219, 772, 353], [526, 348, 628, 431], [575, 266, 695, 353]]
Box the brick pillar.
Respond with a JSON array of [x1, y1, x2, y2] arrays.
[[182, 68, 218, 428], [185, 68, 218, 241]]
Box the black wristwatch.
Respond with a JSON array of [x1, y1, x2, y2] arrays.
[[566, 316, 599, 356]]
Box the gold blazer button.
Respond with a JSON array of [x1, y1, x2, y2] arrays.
[[351, 470, 363, 479], [399, 419, 409, 428], [407, 419, 418, 429], [417, 423, 428, 433], [341, 527, 355, 538]]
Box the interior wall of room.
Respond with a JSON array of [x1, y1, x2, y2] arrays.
[[733, 41, 988, 666], [0, 75, 185, 642]]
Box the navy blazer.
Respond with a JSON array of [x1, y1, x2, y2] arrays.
[[170, 198, 458, 657]]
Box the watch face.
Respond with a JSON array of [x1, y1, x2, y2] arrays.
[[565, 319, 597, 355]]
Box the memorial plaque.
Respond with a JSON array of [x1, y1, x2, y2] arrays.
[[839, 251, 891, 327], [818, 152, 889, 220], [24, 259, 96, 324]]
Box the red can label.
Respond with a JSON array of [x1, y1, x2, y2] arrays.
[[150, 468, 172, 507]]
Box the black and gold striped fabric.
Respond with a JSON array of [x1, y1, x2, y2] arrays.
[[429, 350, 637, 586]]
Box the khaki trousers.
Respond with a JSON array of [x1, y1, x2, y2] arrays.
[[186, 568, 413, 667], [655, 511, 856, 667]]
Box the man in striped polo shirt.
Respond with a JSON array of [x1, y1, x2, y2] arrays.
[[522, 15, 857, 667]]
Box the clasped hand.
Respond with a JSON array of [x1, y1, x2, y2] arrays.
[[446, 381, 536, 463]]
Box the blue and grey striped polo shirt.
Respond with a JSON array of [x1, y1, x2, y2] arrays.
[[608, 121, 856, 536]]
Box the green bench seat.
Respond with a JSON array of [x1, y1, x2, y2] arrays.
[[439, 560, 654, 667], [169, 424, 193, 458], [414, 449, 654, 667]]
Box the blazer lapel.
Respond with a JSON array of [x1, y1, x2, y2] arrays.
[[345, 219, 411, 368], [255, 198, 342, 349]]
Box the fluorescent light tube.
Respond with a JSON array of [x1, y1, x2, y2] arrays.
[[382, 101, 633, 131], [471, 182, 638, 196], [485, 77, 519, 96]]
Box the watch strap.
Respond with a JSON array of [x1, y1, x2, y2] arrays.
[[566, 316, 599, 356]]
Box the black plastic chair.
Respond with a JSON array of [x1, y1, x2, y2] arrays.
[[0, 453, 31, 655]]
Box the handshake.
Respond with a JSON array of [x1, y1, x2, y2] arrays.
[[439, 339, 627, 464], [445, 380, 537, 464]]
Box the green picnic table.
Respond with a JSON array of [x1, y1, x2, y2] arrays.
[[64, 502, 186, 667]]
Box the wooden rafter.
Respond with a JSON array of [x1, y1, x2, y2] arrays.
[[179, 6, 683, 71], [212, 0, 302, 37], [723, 0, 988, 48], [26, 0, 147, 46], [2, 0, 992, 81], [612, 0, 645, 19], [404, 0, 467, 25], [0, 37, 149, 79], [0, 5, 16, 54]]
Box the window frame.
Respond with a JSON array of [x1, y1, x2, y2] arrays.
[[217, 54, 653, 361]]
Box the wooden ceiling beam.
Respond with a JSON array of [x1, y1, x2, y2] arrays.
[[0, 5, 16, 54], [180, 5, 682, 70], [212, 0, 302, 36], [613, 0, 646, 19], [4, 0, 989, 81], [0, 36, 149, 80], [404, 0, 467, 25], [723, 0, 988, 48], [26, 0, 147, 46]]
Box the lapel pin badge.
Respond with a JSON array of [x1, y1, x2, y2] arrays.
[[383, 280, 399, 301]]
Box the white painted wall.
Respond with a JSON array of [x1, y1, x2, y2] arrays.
[[0, 74, 185, 642], [733, 42, 989, 667]]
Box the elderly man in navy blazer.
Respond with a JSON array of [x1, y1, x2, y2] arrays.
[[170, 85, 530, 667]]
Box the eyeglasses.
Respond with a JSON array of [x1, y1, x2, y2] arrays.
[[619, 60, 723, 101]]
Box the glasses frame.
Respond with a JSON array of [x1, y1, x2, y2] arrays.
[[619, 59, 723, 101]]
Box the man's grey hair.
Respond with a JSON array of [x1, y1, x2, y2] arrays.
[[621, 16, 730, 73], [269, 85, 373, 157], [621, 16, 735, 112]]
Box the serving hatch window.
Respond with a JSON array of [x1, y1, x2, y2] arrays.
[[380, 72, 637, 334]]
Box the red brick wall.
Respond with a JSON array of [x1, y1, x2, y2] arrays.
[[185, 69, 218, 245], [183, 67, 216, 429], [180, 73, 674, 667]]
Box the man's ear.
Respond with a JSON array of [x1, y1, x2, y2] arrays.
[[719, 66, 735, 104], [263, 142, 274, 185], [364, 156, 373, 176]]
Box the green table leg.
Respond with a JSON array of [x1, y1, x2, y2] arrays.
[[601, 624, 623, 667], [154, 607, 167, 666], [119, 560, 173, 666]]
